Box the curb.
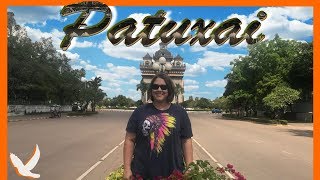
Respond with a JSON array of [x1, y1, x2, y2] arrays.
[[8, 116, 50, 122], [97, 109, 134, 112], [8, 115, 87, 122]]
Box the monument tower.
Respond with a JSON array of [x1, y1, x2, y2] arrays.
[[139, 43, 186, 103]]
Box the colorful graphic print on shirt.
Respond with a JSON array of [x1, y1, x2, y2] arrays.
[[142, 113, 176, 154]]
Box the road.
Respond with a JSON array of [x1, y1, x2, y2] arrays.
[[7, 111, 313, 180]]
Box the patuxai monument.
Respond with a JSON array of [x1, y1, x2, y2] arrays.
[[139, 43, 186, 104]]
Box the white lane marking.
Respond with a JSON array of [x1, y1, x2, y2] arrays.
[[76, 161, 102, 180], [192, 138, 234, 179], [76, 140, 125, 180], [101, 141, 124, 161], [216, 163, 223, 168], [281, 150, 293, 155], [192, 138, 217, 162]]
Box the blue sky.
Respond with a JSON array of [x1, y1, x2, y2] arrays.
[[8, 6, 313, 101]]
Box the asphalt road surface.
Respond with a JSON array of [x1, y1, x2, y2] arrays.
[[7, 110, 313, 180]]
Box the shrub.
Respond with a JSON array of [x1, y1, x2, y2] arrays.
[[106, 165, 124, 180], [106, 160, 246, 180], [268, 120, 278, 124], [279, 120, 288, 125]]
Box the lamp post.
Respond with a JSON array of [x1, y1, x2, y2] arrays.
[[152, 57, 172, 72]]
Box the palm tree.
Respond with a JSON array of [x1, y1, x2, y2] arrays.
[[174, 83, 184, 104], [136, 79, 149, 103]]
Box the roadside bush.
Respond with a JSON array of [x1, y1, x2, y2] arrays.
[[279, 120, 288, 125], [268, 120, 278, 124], [106, 165, 123, 180]]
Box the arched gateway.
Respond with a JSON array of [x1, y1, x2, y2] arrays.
[[139, 43, 186, 104]]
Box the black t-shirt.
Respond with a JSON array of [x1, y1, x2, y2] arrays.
[[126, 103, 193, 179]]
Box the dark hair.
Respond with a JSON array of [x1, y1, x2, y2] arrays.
[[147, 73, 174, 103]]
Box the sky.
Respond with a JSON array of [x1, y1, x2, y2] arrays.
[[8, 6, 313, 101]]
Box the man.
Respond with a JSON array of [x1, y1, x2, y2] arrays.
[[123, 73, 193, 179]]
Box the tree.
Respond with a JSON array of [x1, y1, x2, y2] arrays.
[[196, 98, 213, 109], [224, 35, 312, 116], [78, 77, 106, 112], [88, 77, 106, 111], [135, 100, 143, 107], [263, 86, 300, 119], [174, 83, 184, 104], [136, 79, 149, 103], [110, 95, 134, 108], [8, 11, 92, 106], [212, 96, 231, 111]]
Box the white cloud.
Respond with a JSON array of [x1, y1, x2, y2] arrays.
[[128, 11, 173, 39], [24, 27, 64, 49], [95, 63, 140, 81], [184, 79, 199, 85], [197, 51, 245, 71], [55, 51, 141, 99], [56, 50, 80, 61], [189, 7, 313, 50], [184, 85, 199, 91], [108, 82, 121, 87], [185, 63, 207, 77], [73, 41, 96, 48], [190, 44, 208, 52], [101, 86, 123, 95], [226, 7, 313, 42], [205, 79, 227, 88], [79, 60, 98, 70], [127, 89, 141, 101], [9, 6, 63, 25], [98, 40, 159, 61], [129, 79, 140, 85]]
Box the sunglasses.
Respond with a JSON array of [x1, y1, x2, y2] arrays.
[[151, 84, 168, 90]]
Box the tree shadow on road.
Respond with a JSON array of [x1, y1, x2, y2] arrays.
[[282, 129, 313, 138], [217, 115, 274, 125]]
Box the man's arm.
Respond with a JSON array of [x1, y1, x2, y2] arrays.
[[123, 132, 136, 179], [182, 138, 193, 167]]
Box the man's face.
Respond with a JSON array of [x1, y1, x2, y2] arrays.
[[151, 78, 168, 103]]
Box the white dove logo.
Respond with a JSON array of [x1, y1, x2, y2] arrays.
[[10, 144, 40, 178]]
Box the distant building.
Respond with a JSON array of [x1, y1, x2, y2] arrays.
[[139, 43, 186, 103]]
